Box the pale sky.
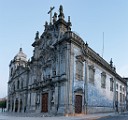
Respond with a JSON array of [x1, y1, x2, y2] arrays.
[[0, 0, 128, 98]]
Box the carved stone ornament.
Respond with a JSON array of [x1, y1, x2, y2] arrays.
[[76, 55, 85, 62]]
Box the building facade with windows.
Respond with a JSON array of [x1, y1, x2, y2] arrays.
[[7, 5, 127, 115]]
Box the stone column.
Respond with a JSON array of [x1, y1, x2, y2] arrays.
[[54, 83, 59, 114], [65, 43, 71, 115], [68, 44, 74, 115]]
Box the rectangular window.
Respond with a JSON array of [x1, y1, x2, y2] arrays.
[[101, 72, 106, 88], [110, 78, 114, 91], [120, 93, 122, 102], [89, 65, 95, 84], [76, 61, 83, 80], [116, 83, 118, 90], [123, 94, 125, 103], [120, 85, 122, 91]]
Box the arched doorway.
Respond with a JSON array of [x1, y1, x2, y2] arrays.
[[15, 99, 18, 112]]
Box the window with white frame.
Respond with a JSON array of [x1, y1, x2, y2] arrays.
[[101, 72, 106, 88]]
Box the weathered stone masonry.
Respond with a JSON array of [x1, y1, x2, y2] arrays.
[[7, 5, 127, 115]]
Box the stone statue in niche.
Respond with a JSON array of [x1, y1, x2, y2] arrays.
[[41, 72, 44, 81], [36, 94, 40, 106], [51, 90, 55, 106]]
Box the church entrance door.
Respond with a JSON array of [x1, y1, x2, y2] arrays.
[[42, 93, 48, 112], [75, 95, 82, 113]]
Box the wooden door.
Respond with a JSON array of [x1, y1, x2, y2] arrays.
[[42, 93, 48, 112], [75, 95, 82, 113]]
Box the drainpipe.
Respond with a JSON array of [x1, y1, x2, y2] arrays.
[[85, 60, 88, 114], [113, 77, 116, 112]]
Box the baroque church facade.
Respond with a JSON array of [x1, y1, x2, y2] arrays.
[[7, 5, 127, 115]]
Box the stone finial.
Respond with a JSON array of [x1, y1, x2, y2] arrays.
[[44, 21, 48, 31], [19, 47, 22, 52], [113, 65, 116, 71], [67, 16, 72, 31], [68, 16, 72, 26], [110, 58, 113, 67], [35, 31, 39, 40], [58, 5, 65, 19], [85, 41, 88, 46], [53, 12, 57, 23]]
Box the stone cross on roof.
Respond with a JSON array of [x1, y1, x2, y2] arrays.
[[47, 6, 55, 24]]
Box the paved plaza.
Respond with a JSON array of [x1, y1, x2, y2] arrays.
[[0, 112, 117, 120], [1, 112, 128, 120]]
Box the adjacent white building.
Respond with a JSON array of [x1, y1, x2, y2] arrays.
[[7, 5, 127, 115]]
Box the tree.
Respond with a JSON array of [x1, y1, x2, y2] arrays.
[[0, 99, 6, 112]]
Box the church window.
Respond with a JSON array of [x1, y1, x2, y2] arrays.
[[21, 80, 23, 89], [13, 82, 15, 91], [123, 87, 124, 92], [89, 65, 95, 84], [101, 72, 106, 88], [123, 94, 125, 102], [76, 61, 83, 80], [116, 84, 118, 90], [120, 93, 122, 102], [116, 91, 118, 101], [17, 80, 20, 89], [120, 85, 122, 91], [110, 78, 114, 91]]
